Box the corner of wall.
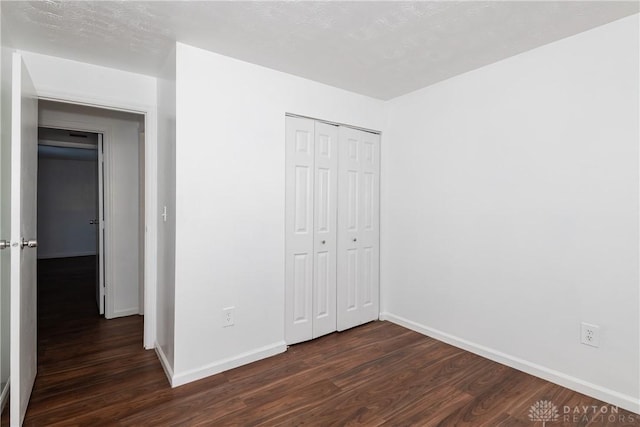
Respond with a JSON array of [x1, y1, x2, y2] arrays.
[[155, 343, 175, 387], [155, 44, 177, 373], [380, 312, 640, 414], [171, 341, 287, 388]]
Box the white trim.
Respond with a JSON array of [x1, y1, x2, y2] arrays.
[[97, 134, 105, 316], [36, 90, 151, 117], [35, 91, 158, 349], [171, 342, 287, 387], [143, 112, 158, 349], [155, 344, 174, 387], [112, 308, 141, 318], [103, 125, 115, 319], [38, 118, 110, 134], [285, 112, 381, 135], [380, 312, 640, 415], [38, 117, 117, 319], [0, 379, 9, 414], [39, 140, 97, 150], [37, 251, 96, 260]]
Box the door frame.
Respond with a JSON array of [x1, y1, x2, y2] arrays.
[[36, 132, 105, 313], [38, 107, 152, 332], [35, 92, 157, 349], [37, 120, 118, 318], [97, 133, 105, 315]]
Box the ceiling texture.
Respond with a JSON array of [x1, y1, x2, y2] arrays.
[[2, 1, 638, 100]]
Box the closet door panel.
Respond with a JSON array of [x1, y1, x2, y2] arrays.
[[312, 122, 338, 338], [337, 127, 380, 331], [337, 127, 361, 331], [285, 117, 315, 344], [359, 131, 380, 322]]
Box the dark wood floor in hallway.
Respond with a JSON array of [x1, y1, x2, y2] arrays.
[[2, 256, 636, 426]]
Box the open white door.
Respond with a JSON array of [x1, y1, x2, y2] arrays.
[[96, 134, 105, 315], [9, 52, 38, 426]]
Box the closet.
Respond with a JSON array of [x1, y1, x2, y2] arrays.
[[285, 115, 380, 345]]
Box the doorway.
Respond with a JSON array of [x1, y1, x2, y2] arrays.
[[37, 128, 104, 315], [37, 100, 145, 322]]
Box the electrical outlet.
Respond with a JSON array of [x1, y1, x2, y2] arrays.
[[581, 322, 600, 347], [223, 307, 235, 328]]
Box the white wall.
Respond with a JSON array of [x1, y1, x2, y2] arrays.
[[39, 101, 143, 318], [138, 131, 145, 315], [171, 42, 385, 384], [156, 47, 176, 375], [37, 155, 97, 259], [381, 14, 639, 412]]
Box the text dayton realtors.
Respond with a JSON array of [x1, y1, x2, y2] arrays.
[[561, 405, 636, 424]]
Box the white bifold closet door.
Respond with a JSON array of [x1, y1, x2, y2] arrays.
[[336, 126, 380, 331], [285, 117, 339, 344], [285, 116, 379, 345]]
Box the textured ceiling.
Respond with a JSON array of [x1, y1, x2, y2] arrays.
[[2, 1, 638, 100]]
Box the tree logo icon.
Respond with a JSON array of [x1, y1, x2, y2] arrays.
[[529, 400, 559, 426]]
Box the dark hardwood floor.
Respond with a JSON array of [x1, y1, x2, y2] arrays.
[[2, 256, 637, 426]]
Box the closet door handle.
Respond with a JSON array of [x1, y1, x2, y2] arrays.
[[321, 240, 326, 244], [353, 238, 357, 242]]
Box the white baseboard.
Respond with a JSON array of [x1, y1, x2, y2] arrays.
[[380, 312, 640, 415], [155, 344, 174, 387], [171, 341, 287, 387], [0, 380, 9, 415], [37, 251, 97, 260], [109, 308, 140, 319]]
